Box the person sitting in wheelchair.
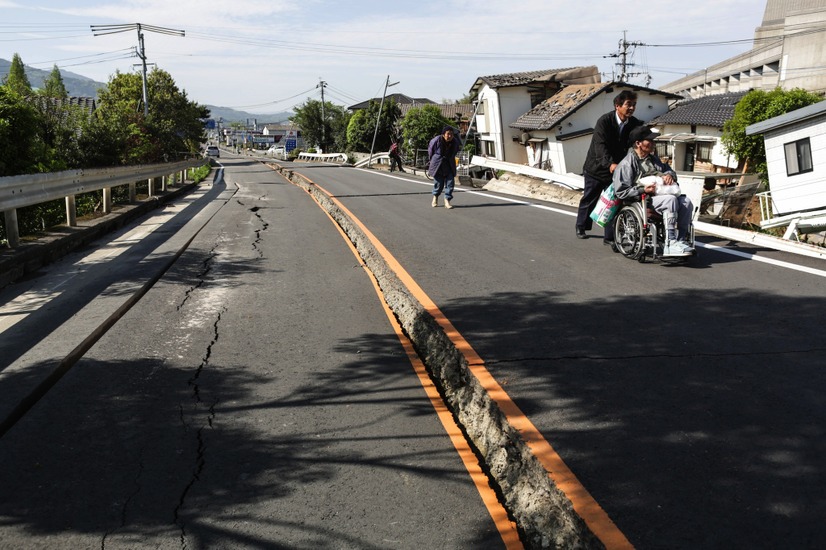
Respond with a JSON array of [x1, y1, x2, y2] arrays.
[[613, 126, 694, 257]]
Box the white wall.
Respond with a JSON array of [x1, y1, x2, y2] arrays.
[[520, 87, 674, 175], [763, 116, 826, 214], [497, 88, 532, 163]]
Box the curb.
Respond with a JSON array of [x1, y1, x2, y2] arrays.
[[272, 163, 605, 549]]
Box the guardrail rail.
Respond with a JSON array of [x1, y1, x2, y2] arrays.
[[1, 158, 205, 248]]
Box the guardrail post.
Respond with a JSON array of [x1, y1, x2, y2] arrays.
[[129, 182, 136, 202], [65, 195, 77, 227], [148, 177, 155, 198], [103, 187, 112, 214], [4, 209, 20, 248]]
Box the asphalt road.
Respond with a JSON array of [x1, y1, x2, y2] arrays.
[[0, 157, 511, 549], [280, 160, 826, 549], [1, 153, 825, 549]]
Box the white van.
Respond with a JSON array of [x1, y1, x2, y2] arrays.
[[267, 145, 286, 159]]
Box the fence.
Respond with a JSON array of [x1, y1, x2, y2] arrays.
[[1, 158, 205, 248], [297, 152, 349, 163]]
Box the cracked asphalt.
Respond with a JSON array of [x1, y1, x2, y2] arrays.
[[0, 159, 508, 549]]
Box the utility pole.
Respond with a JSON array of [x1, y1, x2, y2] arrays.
[[368, 75, 398, 168], [317, 79, 327, 151], [91, 23, 185, 117], [605, 31, 646, 83]]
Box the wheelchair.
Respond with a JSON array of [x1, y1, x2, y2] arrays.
[[612, 193, 698, 263]]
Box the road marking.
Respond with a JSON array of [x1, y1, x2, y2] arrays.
[[375, 170, 826, 278], [285, 167, 632, 549]]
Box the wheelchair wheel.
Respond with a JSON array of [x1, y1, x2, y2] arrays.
[[613, 205, 646, 260]]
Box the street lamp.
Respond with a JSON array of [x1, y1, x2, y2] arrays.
[[368, 75, 399, 168]]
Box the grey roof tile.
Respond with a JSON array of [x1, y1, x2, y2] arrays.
[[510, 82, 681, 131], [649, 91, 748, 128]]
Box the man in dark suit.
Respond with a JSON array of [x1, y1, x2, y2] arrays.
[[575, 90, 642, 249]]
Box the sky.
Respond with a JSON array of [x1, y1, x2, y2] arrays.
[[1, 0, 769, 115]]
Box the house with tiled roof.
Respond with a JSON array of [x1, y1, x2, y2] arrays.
[[468, 66, 601, 164], [348, 93, 435, 111], [648, 91, 748, 173], [398, 103, 475, 135], [508, 82, 679, 174]]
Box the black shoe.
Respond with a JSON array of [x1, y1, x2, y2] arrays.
[[604, 240, 618, 253], [575, 227, 587, 239]]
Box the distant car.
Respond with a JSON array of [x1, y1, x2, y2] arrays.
[[266, 145, 286, 158], [204, 145, 220, 158]]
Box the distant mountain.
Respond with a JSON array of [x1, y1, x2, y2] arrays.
[[204, 105, 293, 125], [0, 58, 291, 124], [0, 58, 104, 98]]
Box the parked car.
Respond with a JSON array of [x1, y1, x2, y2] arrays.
[[266, 145, 286, 158], [204, 145, 220, 158]]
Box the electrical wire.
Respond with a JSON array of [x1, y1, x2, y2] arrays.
[[224, 86, 318, 110]]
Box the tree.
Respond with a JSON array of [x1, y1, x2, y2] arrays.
[[80, 68, 207, 166], [327, 104, 352, 153], [345, 98, 400, 153], [144, 68, 210, 160], [290, 99, 350, 152], [31, 65, 87, 171], [40, 65, 68, 99], [0, 86, 43, 176], [346, 109, 371, 152], [722, 87, 823, 180], [2, 53, 32, 97], [400, 104, 450, 153]]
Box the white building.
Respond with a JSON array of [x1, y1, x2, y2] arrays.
[[662, 0, 826, 98], [509, 82, 679, 175], [746, 100, 826, 233], [648, 91, 747, 173], [469, 67, 601, 164]]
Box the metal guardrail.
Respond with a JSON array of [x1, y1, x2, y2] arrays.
[[1, 158, 205, 248], [470, 155, 585, 190], [297, 152, 348, 163], [353, 153, 389, 168]]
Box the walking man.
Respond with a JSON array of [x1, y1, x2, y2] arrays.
[[428, 126, 461, 209]]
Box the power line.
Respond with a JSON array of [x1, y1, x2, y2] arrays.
[[225, 87, 318, 110], [91, 23, 184, 116], [26, 48, 136, 67]]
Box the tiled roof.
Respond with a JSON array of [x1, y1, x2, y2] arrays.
[[263, 123, 300, 131], [510, 82, 681, 131], [348, 93, 434, 111], [510, 83, 611, 130], [649, 91, 748, 128], [476, 68, 582, 89], [399, 103, 475, 120]]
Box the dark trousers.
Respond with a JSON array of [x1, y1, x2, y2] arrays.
[[576, 171, 614, 241], [389, 153, 404, 172]]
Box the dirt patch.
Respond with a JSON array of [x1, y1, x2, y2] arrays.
[[483, 173, 582, 207]]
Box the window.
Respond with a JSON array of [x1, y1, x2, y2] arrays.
[[696, 142, 713, 162], [784, 138, 813, 176], [656, 142, 673, 159]]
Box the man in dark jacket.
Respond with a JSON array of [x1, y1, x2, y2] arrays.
[[575, 90, 642, 248], [428, 126, 461, 209]]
